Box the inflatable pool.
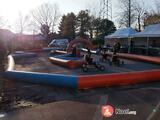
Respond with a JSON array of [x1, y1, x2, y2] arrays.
[[49, 54, 85, 69], [5, 53, 160, 89]]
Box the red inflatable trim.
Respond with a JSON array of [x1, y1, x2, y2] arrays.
[[78, 70, 160, 89], [106, 52, 160, 65], [49, 57, 85, 69], [67, 38, 94, 53]]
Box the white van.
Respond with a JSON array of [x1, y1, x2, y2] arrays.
[[48, 39, 69, 50]]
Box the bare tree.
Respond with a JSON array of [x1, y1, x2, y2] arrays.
[[15, 12, 31, 34], [0, 16, 7, 28], [31, 2, 60, 33], [145, 14, 160, 25], [154, 0, 160, 14], [117, 0, 136, 28], [0, 17, 4, 28], [133, 0, 147, 31], [85, 1, 100, 18], [142, 0, 160, 26]]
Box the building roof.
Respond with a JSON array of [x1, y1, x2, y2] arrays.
[[0, 29, 15, 41], [132, 24, 160, 37], [105, 27, 138, 39], [15, 34, 46, 41]]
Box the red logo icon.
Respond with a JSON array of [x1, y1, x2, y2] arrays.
[[102, 105, 114, 118]]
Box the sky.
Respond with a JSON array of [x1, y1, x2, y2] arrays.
[[0, 0, 157, 33]]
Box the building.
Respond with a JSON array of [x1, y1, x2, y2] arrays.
[[12, 34, 46, 51]]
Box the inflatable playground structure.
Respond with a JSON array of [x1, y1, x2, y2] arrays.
[[3, 38, 160, 89]]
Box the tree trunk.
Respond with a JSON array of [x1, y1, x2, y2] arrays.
[[138, 14, 141, 31]]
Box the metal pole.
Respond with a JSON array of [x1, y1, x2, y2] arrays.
[[129, 0, 131, 27]]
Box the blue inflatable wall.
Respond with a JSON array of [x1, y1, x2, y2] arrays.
[[5, 71, 78, 88]]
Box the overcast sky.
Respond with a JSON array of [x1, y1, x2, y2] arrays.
[[0, 0, 157, 33]]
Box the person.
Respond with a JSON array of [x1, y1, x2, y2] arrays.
[[86, 47, 91, 56], [97, 45, 102, 54], [112, 41, 121, 65], [84, 48, 94, 65], [76, 48, 81, 57], [0, 40, 7, 72], [101, 49, 108, 61], [117, 42, 121, 52], [72, 46, 77, 57], [130, 40, 134, 53], [84, 54, 93, 64], [112, 52, 118, 63], [113, 41, 121, 54]]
